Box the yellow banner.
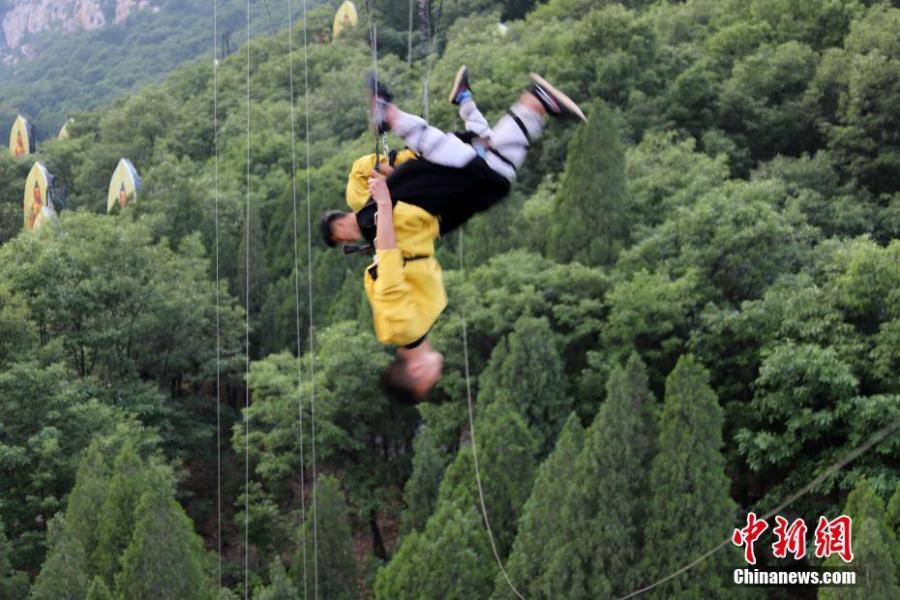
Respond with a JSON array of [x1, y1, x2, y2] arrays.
[[9, 115, 34, 158]]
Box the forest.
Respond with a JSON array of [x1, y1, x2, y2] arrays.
[[0, 0, 322, 140], [0, 0, 898, 598]]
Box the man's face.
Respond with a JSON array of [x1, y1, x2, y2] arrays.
[[331, 213, 361, 243]]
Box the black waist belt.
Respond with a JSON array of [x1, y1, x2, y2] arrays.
[[368, 254, 432, 281]]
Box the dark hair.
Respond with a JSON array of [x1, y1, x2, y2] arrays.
[[380, 357, 421, 405], [318, 210, 346, 247]]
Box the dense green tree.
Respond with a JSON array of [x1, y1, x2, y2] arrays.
[[820, 478, 899, 600], [545, 355, 656, 598], [625, 132, 729, 235], [85, 577, 115, 600], [294, 476, 356, 600], [477, 316, 570, 453], [811, 5, 900, 195], [373, 502, 493, 600], [0, 519, 28, 600], [599, 269, 700, 394], [400, 425, 451, 535], [641, 355, 738, 599], [619, 179, 810, 304], [718, 41, 821, 161], [30, 515, 90, 600], [548, 99, 629, 266], [92, 441, 153, 584], [496, 413, 583, 599], [115, 482, 213, 600], [0, 360, 122, 573], [888, 482, 900, 573], [0, 213, 244, 388], [0, 283, 36, 371], [376, 402, 536, 599], [255, 561, 298, 600], [753, 151, 873, 238]]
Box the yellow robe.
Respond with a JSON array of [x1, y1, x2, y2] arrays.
[[346, 153, 447, 346]]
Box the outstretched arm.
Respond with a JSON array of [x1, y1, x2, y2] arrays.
[[369, 171, 396, 250], [366, 170, 421, 345]]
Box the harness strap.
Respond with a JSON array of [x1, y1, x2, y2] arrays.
[[506, 109, 531, 146]]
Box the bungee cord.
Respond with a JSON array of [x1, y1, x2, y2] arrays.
[[212, 0, 222, 590], [458, 231, 528, 600], [244, 0, 251, 596], [286, 0, 310, 595], [300, 0, 320, 593]]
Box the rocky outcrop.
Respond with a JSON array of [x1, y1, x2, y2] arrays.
[[1, 0, 152, 65]]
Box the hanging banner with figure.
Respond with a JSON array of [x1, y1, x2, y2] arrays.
[[23, 162, 54, 231], [332, 0, 358, 39], [107, 158, 142, 212], [9, 115, 35, 158]]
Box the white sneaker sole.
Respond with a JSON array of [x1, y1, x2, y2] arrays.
[[530, 73, 587, 122]]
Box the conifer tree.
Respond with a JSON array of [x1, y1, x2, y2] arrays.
[[401, 425, 449, 534], [889, 482, 900, 577], [294, 476, 356, 600], [641, 355, 737, 599], [477, 316, 571, 454], [255, 561, 299, 600], [86, 576, 115, 600], [453, 401, 537, 557], [496, 413, 584, 599], [375, 402, 536, 599], [0, 518, 28, 600], [374, 502, 493, 600], [92, 440, 150, 584], [0, 522, 7, 581], [65, 441, 111, 566], [820, 478, 900, 600], [540, 355, 657, 598], [30, 515, 90, 600], [115, 483, 212, 600], [548, 98, 629, 267]]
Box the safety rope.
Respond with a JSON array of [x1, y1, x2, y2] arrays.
[[286, 0, 309, 596], [243, 0, 251, 595], [616, 415, 900, 599], [300, 0, 320, 593], [212, 0, 222, 590], [417, 0, 443, 120], [458, 231, 528, 600]]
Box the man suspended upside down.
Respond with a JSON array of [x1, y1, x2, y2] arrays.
[[320, 67, 586, 401]]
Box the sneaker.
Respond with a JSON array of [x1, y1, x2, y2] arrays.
[[448, 65, 471, 105], [528, 73, 586, 122], [366, 71, 394, 134]]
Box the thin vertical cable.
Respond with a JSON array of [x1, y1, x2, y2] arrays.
[[300, 0, 319, 594], [286, 0, 309, 596], [244, 0, 251, 597], [458, 230, 527, 600], [212, 0, 222, 590]]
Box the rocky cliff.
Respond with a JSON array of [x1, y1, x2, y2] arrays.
[[1, 0, 153, 65]]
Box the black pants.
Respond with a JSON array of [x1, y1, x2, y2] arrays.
[[355, 150, 511, 243]]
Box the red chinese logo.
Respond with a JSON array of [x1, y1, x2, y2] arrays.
[[732, 513, 854, 564], [772, 516, 807, 560], [732, 512, 768, 565], [814, 515, 854, 563]]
